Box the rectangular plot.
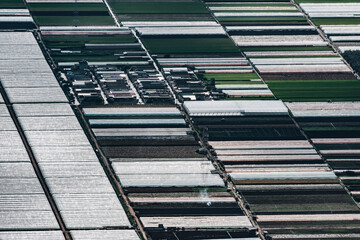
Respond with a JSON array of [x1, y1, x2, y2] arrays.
[[0, 117, 17, 131], [257, 213, 360, 222], [0, 178, 44, 194], [0, 211, 59, 230], [137, 26, 226, 36], [39, 162, 104, 177], [89, 119, 186, 127], [0, 194, 52, 211], [215, 149, 318, 156], [5, 87, 68, 103], [0, 146, 30, 162], [0, 104, 9, 116], [54, 193, 123, 211], [0, 32, 38, 45], [232, 35, 326, 47], [32, 146, 98, 163], [70, 230, 139, 240], [0, 162, 36, 178], [25, 131, 89, 146], [83, 107, 181, 117], [141, 216, 253, 229], [256, 64, 351, 73], [0, 74, 59, 88], [0, 44, 43, 60], [183, 100, 288, 116], [112, 161, 215, 175], [286, 102, 360, 117], [0, 231, 64, 240], [19, 116, 82, 131], [0, 131, 24, 146], [118, 174, 224, 188], [0, 59, 52, 73], [61, 210, 131, 229], [46, 177, 114, 194], [13, 103, 74, 117]]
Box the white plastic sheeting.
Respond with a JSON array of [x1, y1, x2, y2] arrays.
[[13, 103, 74, 117], [301, 3, 360, 18], [232, 35, 327, 47], [286, 102, 360, 117], [5, 87, 68, 103], [184, 100, 288, 116], [71, 230, 139, 240], [141, 216, 253, 228], [137, 26, 226, 36], [123, 21, 219, 27], [18, 116, 82, 131], [0, 231, 64, 240]]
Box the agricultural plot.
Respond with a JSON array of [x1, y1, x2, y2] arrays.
[[0, 0, 35, 29], [26, 2, 115, 26], [287, 102, 360, 202], [0, 31, 138, 238], [83, 106, 258, 240], [108, 0, 268, 101], [162, 67, 212, 101], [184, 100, 360, 240], [300, 3, 360, 25], [205, 1, 307, 26], [142, 37, 239, 55], [0, 0, 26, 9], [298, 1, 360, 75], [301, 3, 360, 50], [0, 106, 60, 232], [204, 0, 360, 101], [158, 57, 273, 100], [108, 0, 212, 21], [109, 2, 239, 55], [40, 27, 173, 104]]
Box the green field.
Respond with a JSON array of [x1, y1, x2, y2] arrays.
[[267, 80, 360, 101], [0, 0, 25, 8], [43, 35, 136, 48], [199, 73, 261, 81], [109, 1, 209, 14], [28, 3, 109, 12], [217, 16, 306, 21], [32, 16, 115, 26], [312, 17, 360, 25], [142, 37, 239, 54]]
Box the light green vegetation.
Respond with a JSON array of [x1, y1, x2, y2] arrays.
[[142, 37, 239, 54], [266, 80, 360, 101]]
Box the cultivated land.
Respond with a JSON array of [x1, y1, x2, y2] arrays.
[[1, 0, 360, 239]]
